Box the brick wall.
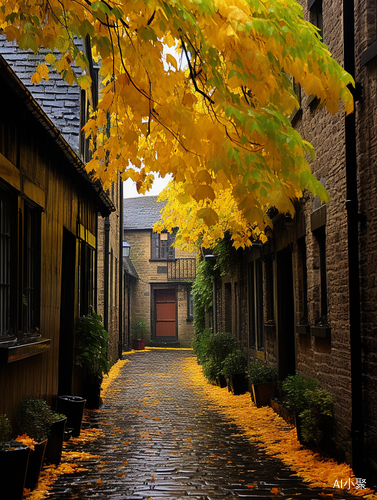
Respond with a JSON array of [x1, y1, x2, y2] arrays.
[[355, 0, 377, 468]]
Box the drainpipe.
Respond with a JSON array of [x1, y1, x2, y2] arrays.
[[343, 0, 364, 475], [127, 276, 131, 349], [104, 217, 110, 332], [118, 178, 124, 359]]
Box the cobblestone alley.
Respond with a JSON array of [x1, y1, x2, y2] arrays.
[[43, 349, 363, 500]]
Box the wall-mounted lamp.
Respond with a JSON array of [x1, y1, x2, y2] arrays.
[[122, 241, 131, 258], [251, 238, 265, 262]]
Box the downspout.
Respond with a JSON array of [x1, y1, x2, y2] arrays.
[[343, 0, 364, 475], [127, 276, 131, 349], [104, 217, 110, 332], [118, 178, 124, 359]]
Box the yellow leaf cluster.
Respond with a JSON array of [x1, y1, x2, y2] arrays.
[[0, 0, 354, 234]]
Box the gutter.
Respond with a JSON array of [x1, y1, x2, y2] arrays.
[[343, 0, 364, 475]]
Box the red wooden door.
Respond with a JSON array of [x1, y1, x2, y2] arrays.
[[155, 289, 176, 338]]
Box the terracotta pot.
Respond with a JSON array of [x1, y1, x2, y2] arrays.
[[0, 445, 30, 500], [132, 339, 145, 350], [251, 382, 275, 408]]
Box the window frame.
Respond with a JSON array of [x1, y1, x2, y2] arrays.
[[0, 184, 17, 339], [151, 231, 175, 260]]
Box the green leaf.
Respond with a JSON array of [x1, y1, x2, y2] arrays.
[[79, 19, 95, 38], [18, 32, 37, 53], [92, 1, 111, 15]]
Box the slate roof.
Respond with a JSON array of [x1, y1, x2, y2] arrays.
[[124, 196, 168, 230], [0, 36, 81, 154], [0, 54, 114, 216], [123, 257, 139, 279]]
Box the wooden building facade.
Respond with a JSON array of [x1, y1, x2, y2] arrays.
[[0, 55, 114, 423]]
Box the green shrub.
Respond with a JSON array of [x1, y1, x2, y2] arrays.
[[131, 318, 147, 340], [0, 415, 12, 449], [221, 350, 247, 378], [248, 361, 277, 384], [192, 327, 212, 365], [76, 311, 109, 379], [282, 373, 317, 413], [282, 373, 333, 448], [300, 388, 333, 445], [206, 331, 238, 364], [202, 359, 222, 382], [16, 396, 55, 442]]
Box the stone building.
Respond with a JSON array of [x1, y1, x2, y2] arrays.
[[124, 196, 196, 348], [0, 38, 125, 368], [210, 0, 377, 479]]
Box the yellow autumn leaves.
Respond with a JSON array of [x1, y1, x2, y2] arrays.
[[0, 0, 354, 246]]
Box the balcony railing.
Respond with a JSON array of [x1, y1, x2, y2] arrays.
[[167, 258, 196, 282]]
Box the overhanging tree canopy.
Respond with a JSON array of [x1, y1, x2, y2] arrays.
[[0, 0, 353, 243]]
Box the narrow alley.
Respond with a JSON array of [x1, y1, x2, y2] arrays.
[[42, 349, 364, 500]]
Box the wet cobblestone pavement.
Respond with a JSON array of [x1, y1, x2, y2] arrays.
[[48, 349, 362, 500]]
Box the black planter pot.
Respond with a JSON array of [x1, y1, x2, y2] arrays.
[[83, 375, 102, 410], [229, 373, 248, 395], [57, 396, 86, 437], [0, 444, 30, 500], [251, 382, 275, 408], [45, 417, 67, 465], [25, 439, 48, 490], [216, 374, 227, 388]]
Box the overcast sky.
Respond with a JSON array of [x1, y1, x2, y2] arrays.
[[123, 173, 172, 199]]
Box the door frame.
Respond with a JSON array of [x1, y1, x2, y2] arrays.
[[151, 284, 178, 342]]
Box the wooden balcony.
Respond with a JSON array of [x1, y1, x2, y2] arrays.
[[167, 258, 196, 282]]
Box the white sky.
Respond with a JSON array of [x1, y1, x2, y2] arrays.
[[123, 173, 172, 198]]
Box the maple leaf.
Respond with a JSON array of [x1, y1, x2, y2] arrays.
[[0, 0, 354, 241]]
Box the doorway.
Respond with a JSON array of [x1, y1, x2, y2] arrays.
[[58, 228, 76, 395], [276, 246, 296, 379], [154, 288, 177, 342]]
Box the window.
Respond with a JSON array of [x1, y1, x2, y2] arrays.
[[79, 241, 95, 316], [264, 255, 274, 322], [314, 226, 328, 324], [224, 282, 232, 333], [23, 203, 41, 334], [297, 237, 308, 325], [187, 287, 194, 321], [0, 187, 16, 337], [151, 231, 175, 260], [308, 0, 323, 39], [0, 185, 41, 339], [248, 259, 264, 350]]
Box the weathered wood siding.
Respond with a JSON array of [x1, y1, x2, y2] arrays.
[[0, 62, 104, 425]]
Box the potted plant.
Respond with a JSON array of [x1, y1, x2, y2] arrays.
[[131, 318, 146, 350], [44, 411, 67, 465], [248, 361, 277, 407], [0, 414, 31, 500], [202, 358, 223, 384], [75, 310, 109, 409], [221, 350, 248, 395], [200, 332, 238, 386], [282, 373, 333, 448], [16, 397, 54, 490]]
